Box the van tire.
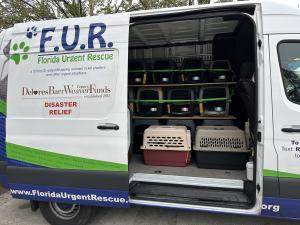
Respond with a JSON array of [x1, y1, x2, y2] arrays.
[[39, 201, 94, 225]]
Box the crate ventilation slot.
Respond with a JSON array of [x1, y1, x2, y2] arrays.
[[146, 136, 184, 148], [199, 137, 245, 150]]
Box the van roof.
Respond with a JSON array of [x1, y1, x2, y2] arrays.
[[130, 0, 300, 18], [130, 0, 300, 34]]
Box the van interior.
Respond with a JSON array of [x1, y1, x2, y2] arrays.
[[127, 12, 257, 209]]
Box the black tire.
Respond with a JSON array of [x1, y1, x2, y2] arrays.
[[39, 201, 94, 225]]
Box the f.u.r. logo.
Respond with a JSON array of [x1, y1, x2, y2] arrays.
[[39, 23, 113, 53]]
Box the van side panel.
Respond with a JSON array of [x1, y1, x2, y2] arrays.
[[262, 33, 300, 220], [0, 29, 9, 188], [0, 102, 6, 161], [5, 14, 130, 207], [0, 113, 7, 187]]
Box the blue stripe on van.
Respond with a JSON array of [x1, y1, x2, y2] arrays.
[[262, 197, 300, 219], [0, 113, 6, 161], [0, 112, 8, 188], [7, 159, 44, 168]]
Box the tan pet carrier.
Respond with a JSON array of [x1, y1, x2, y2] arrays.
[[141, 126, 191, 167], [194, 126, 250, 170]]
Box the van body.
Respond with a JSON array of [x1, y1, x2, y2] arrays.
[[0, 0, 300, 224]]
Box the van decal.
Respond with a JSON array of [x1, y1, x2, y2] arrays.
[[0, 115, 6, 161], [37, 50, 114, 64], [10, 183, 129, 208], [39, 23, 113, 53], [6, 143, 128, 172], [262, 197, 300, 219], [26, 26, 38, 39], [264, 169, 300, 179], [11, 22, 114, 65], [10, 42, 30, 65], [0, 100, 6, 115]]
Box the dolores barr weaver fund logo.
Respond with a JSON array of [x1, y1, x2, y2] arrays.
[[10, 22, 114, 65], [22, 84, 111, 98]]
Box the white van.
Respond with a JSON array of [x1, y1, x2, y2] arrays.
[[0, 0, 300, 224]]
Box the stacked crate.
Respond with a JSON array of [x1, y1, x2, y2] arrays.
[[167, 88, 195, 116], [128, 61, 147, 85], [179, 58, 206, 83], [199, 85, 230, 116], [136, 88, 164, 116]]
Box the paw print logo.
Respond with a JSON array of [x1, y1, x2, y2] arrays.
[[26, 26, 37, 39], [10, 42, 30, 65]]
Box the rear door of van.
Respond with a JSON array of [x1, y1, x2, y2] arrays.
[[6, 13, 130, 207]]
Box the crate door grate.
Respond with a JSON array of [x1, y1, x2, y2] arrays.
[[200, 137, 244, 149], [146, 136, 184, 148]]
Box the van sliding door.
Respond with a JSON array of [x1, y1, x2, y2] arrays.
[[6, 13, 130, 207]]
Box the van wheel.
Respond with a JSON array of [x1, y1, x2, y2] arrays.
[[39, 202, 94, 225]]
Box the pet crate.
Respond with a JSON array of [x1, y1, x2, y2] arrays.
[[141, 126, 191, 167], [136, 87, 164, 116], [194, 126, 250, 170], [199, 85, 230, 116], [133, 120, 160, 154], [166, 120, 195, 142], [152, 60, 174, 84], [128, 61, 148, 85], [167, 88, 195, 116], [209, 60, 234, 82], [179, 58, 206, 83]]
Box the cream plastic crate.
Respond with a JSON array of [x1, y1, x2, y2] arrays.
[[141, 126, 191, 151], [194, 126, 249, 152]]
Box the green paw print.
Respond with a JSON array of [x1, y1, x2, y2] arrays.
[[10, 42, 30, 65]]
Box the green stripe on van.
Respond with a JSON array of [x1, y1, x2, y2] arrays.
[[264, 169, 300, 179], [6, 143, 128, 172], [0, 100, 6, 115]]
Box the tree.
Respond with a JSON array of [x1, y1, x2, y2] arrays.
[[0, 0, 210, 29]]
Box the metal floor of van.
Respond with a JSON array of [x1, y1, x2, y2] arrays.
[[129, 154, 247, 180], [130, 181, 251, 208]]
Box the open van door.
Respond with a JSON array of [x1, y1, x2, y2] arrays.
[[269, 34, 300, 218], [6, 13, 130, 207]]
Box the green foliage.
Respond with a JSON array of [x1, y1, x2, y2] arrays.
[[0, 0, 210, 29]]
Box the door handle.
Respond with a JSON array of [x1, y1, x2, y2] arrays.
[[281, 128, 300, 133], [97, 123, 119, 130]]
